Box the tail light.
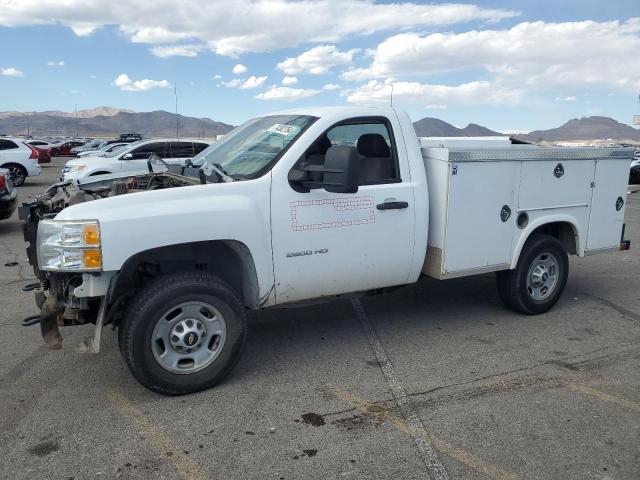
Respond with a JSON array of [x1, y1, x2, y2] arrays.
[[25, 143, 39, 160], [0, 172, 7, 192]]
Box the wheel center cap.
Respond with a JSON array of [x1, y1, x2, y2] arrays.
[[184, 332, 199, 347]]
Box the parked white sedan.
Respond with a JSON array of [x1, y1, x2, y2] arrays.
[[61, 139, 210, 181], [0, 137, 42, 186], [76, 142, 129, 158]]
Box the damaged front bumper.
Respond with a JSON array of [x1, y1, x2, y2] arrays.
[[22, 201, 115, 352], [28, 271, 115, 352]]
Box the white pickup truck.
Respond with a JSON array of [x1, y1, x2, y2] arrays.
[[21, 106, 632, 395]]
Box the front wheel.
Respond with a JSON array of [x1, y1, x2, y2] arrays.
[[119, 272, 247, 395], [496, 234, 568, 315]]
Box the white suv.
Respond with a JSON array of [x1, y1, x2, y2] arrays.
[[61, 139, 210, 181], [0, 137, 42, 186]]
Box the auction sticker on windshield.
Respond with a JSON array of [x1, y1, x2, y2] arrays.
[[268, 124, 299, 136]]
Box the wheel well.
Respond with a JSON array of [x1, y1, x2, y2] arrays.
[[111, 240, 260, 309], [530, 222, 577, 255], [2, 162, 26, 171]]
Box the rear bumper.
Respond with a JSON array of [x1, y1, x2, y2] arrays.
[[26, 163, 42, 177]]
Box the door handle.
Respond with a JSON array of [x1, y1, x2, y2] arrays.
[[376, 201, 409, 210]]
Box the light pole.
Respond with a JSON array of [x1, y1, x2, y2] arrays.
[[174, 84, 179, 140], [74, 103, 78, 138]]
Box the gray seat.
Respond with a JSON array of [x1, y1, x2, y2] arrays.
[[356, 133, 394, 183]]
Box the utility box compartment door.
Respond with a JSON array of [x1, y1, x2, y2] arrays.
[[586, 159, 629, 251], [443, 161, 520, 274], [518, 160, 594, 210]]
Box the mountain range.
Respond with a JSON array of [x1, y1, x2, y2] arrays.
[[1, 107, 638, 142], [0, 108, 234, 138]]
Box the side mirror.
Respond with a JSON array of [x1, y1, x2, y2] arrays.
[[122, 153, 133, 160], [288, 145, 359, 193], [323, 145, 359, 194]]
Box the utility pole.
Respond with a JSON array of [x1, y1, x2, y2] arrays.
[[174, 84, 179, 140], [389, 83, 394, 108], [74, 103, 78, 138]]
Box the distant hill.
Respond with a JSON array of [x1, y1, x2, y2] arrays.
[[518, 116, 640, 142], [413, 117, 502, 137], [413, 115, 640, 143], [0, 109, 234, 137], [0, 106, 133, 119]]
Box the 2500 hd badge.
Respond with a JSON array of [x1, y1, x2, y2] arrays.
[[286, 248, 329, 258]]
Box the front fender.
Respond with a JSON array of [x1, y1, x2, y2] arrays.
[[55, 174, 274, 300]]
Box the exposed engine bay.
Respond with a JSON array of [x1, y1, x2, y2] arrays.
[[21, 170, 202, 275], [18, 170, 207, 350]]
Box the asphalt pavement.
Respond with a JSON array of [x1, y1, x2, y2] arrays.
[[0, 157, 638, 480]]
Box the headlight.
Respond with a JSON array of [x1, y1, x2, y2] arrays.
[[37, 220, 102, 271], [62, 165, 85, 174]]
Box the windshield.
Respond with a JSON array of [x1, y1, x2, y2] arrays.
[[191, 114, 317, 179]]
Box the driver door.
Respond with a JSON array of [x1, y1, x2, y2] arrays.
[[270, 116, 416, 304]]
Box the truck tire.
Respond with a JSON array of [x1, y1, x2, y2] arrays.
[[496, 234, 568, 315], [119, 271, 247, 395]]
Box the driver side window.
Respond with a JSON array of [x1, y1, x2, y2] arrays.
[[297, 118, 399, 186]]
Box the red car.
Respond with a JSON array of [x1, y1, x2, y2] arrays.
[[50, 141, 85, 156], [33, 146, 52, 164]]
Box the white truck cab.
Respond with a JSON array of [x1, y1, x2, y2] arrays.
[[21, 106, 633, 395]]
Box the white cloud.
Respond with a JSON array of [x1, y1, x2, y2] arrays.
[[322, 83, 341, 91], [232, 64, 247, 74], [239, 75, 267, 89], [340, 18, 640, 93], [46, 60, 65, 67], [345, 80, 522, 106], [256, 86, 320, 101], [556, 95, 577, 102], [278, 45, 358, 75], [221, 78, 242, 88], [113, 73, 171, 91], [1, 67, 23, 77], [282, 76, 298, 85], [212, 74, 222, 80], [0, 1, 518, 56], [221, 75, 268, 89], [150, 44, 203, 58]]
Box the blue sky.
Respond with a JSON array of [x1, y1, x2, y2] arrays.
[[0, 0, 639, 131]]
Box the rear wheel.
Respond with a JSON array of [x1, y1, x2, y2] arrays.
[[50, 148, 59, 157], [496, 234, 568, 315], [5, 164, 27, 186], [119, 271, 246, 395]]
